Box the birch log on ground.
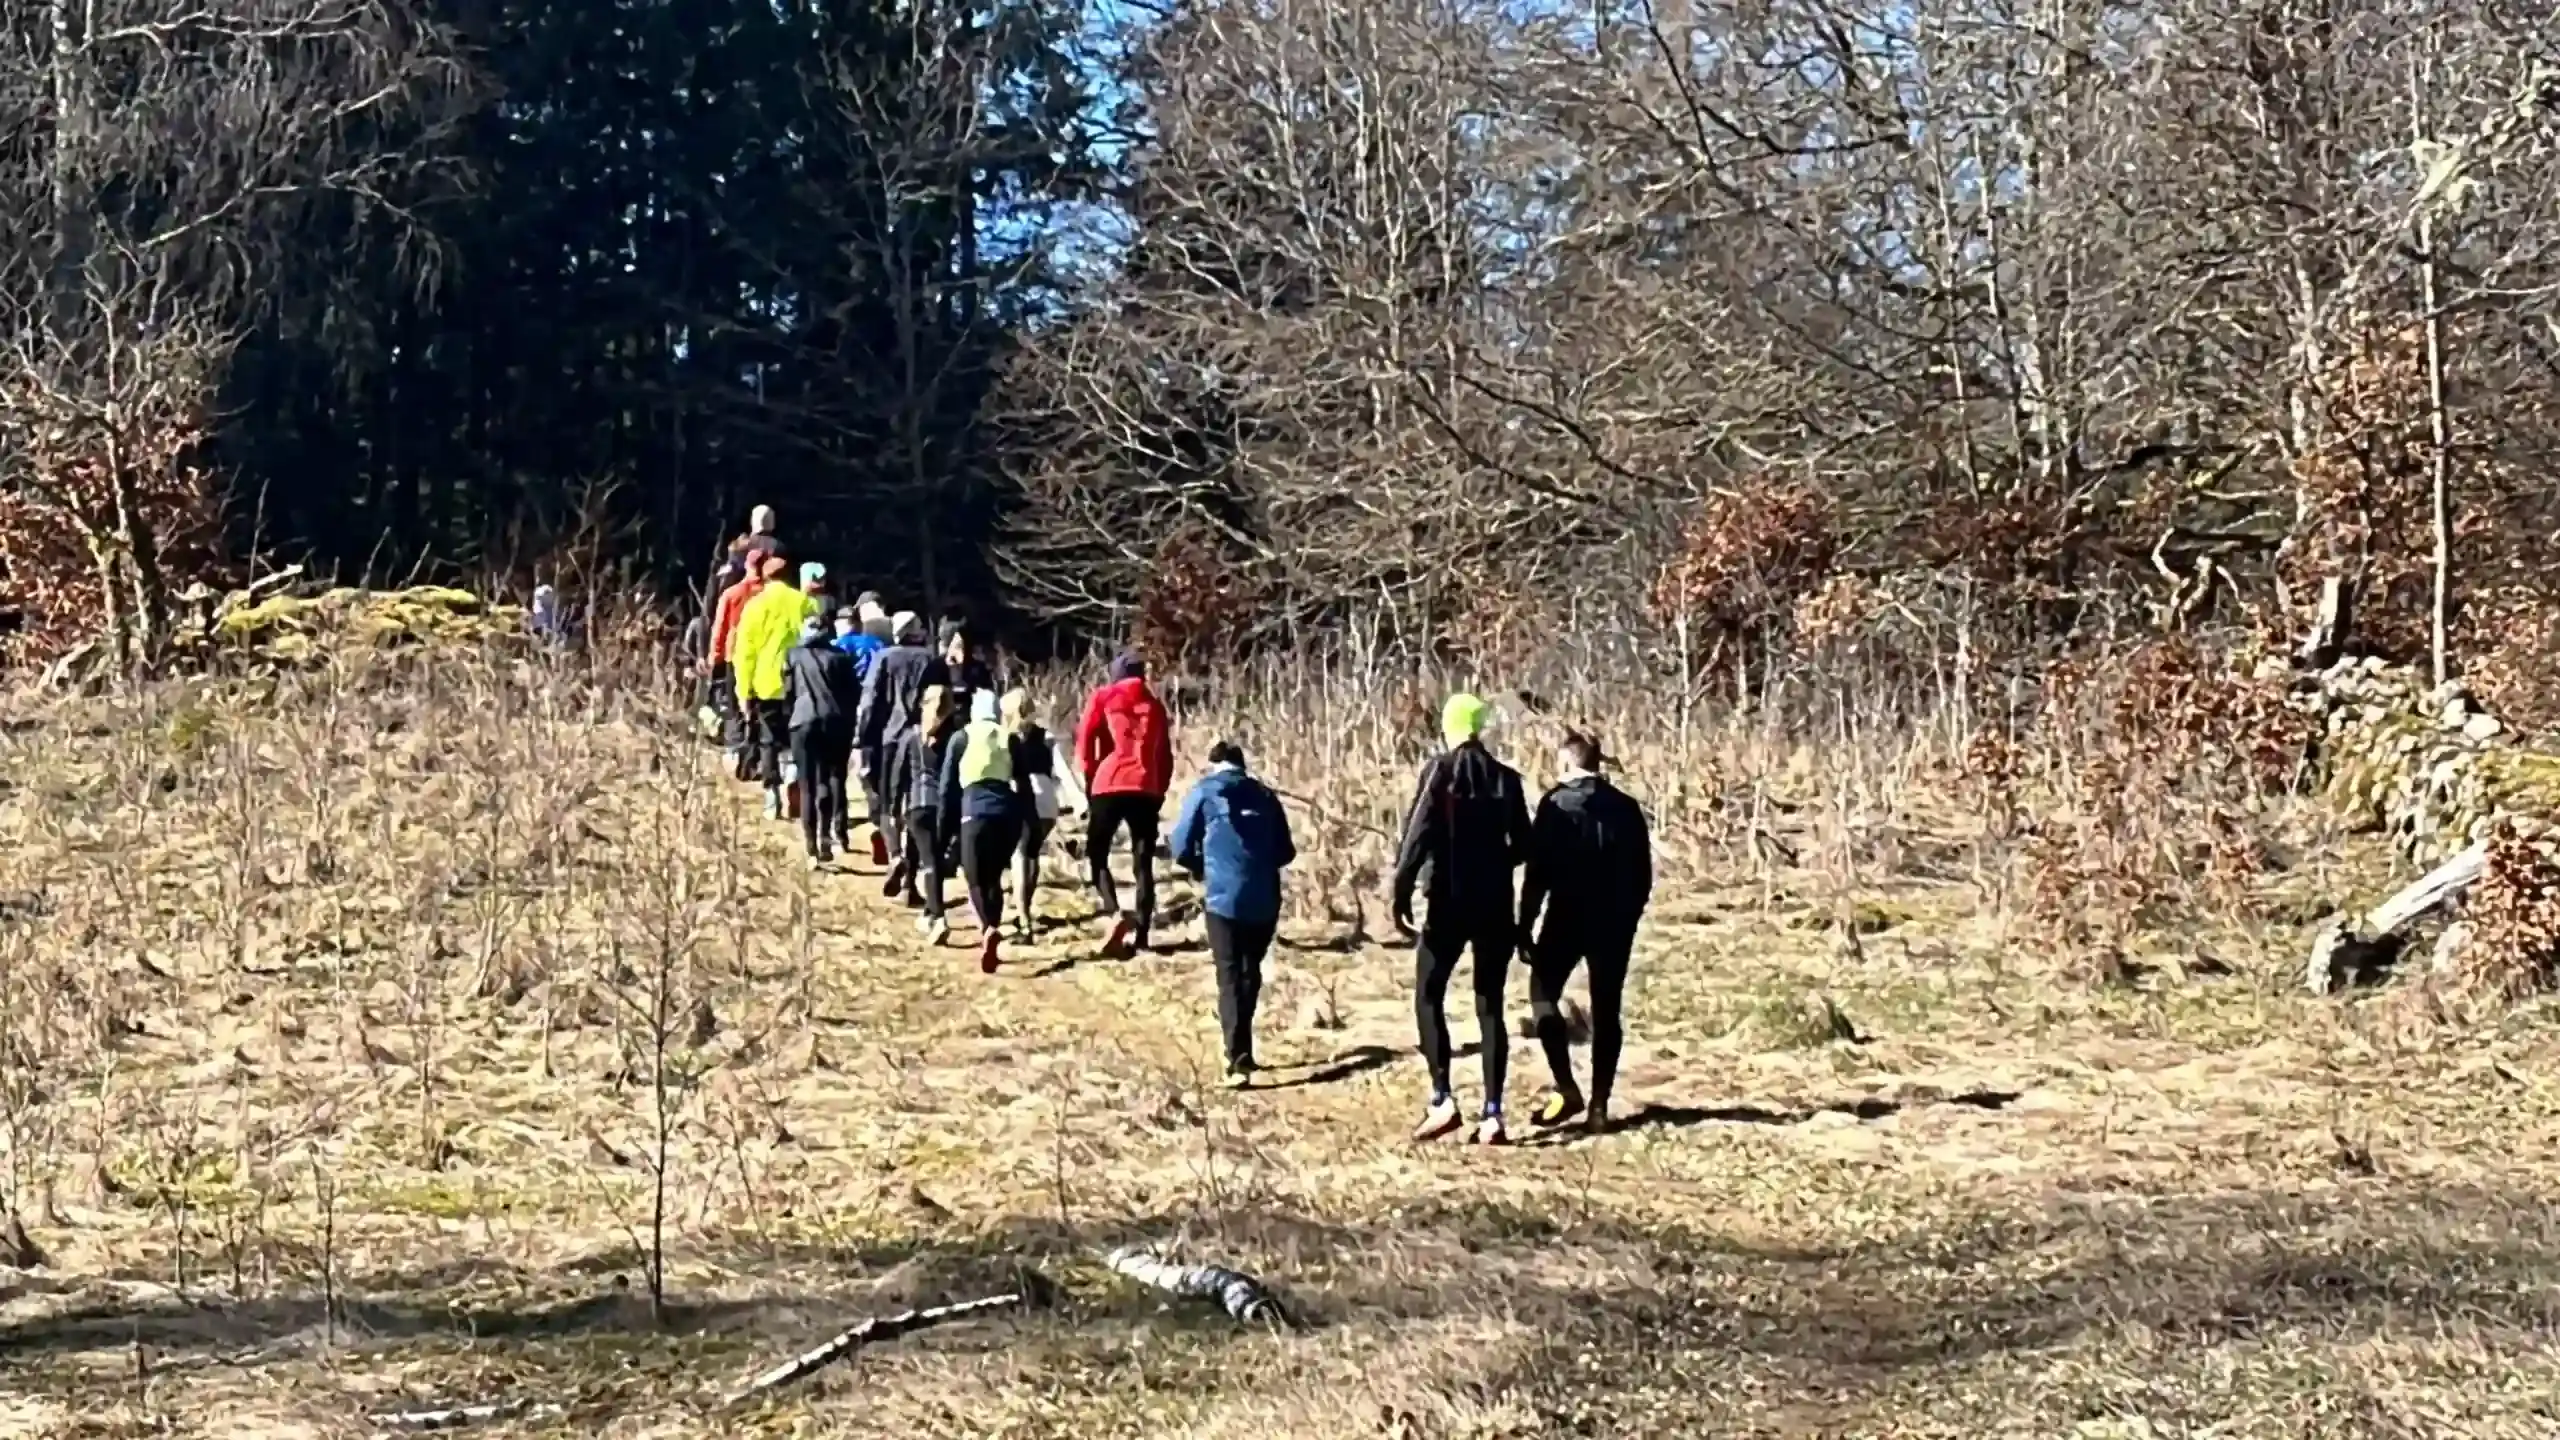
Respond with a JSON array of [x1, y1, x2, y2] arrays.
[[1103, 1247, 1285, 1325]]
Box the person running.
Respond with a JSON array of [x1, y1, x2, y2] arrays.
[[1518, 731, 1653, 1135], [705, 538, 771, 779], [857, 610, 942, 896], [1170, 740, 1296, 1088], [784, 613, 862, 867], [1003, 688, 1080, 943], [895, 684, 965, 942], [943, 689, 1024, 973], [733, 556, 814, 818], [1392, 692, 1533, 1145], [1075, 652, 1174, 958]]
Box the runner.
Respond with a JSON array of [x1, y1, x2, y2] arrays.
[[1517, 731, 1653, 1135], [944, 689, 1023, 973], [895, 684, 965, 942], [732, 556, 814, 818], [1392, 692, 1533, 1145], [856, 611, 941, 899], [1074, 652, 1174, 958], [1003, 688, 1080, 943], [705, 538, 771, 779], [784, 613, 862, 867], [1169, 740, 1295, 1088]]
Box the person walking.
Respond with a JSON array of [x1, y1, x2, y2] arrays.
[[1392, 692, 1533, 1145], [857, 611, 942, 896], [940, 618, 996, 694], [834, 602, 886, 677], [942, 689, 1024, 973], [1170, 741, 1296, 1088], [733, 556, 814, 818], [895, 685, 965, 942], [1074, 652, 1174, 958], [1517, 731, 1653, 1135], [1003, 688, 1080, 943], [705, 538, 771, 779], [784, 614, 862, 867]]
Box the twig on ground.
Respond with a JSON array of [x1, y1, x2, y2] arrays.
[[370, 1398, 563, 1432], [725, 1291, 1023, 1404]]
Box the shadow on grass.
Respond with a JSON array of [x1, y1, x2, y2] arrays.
[[9, 1183, 2560, 1431], [1613, 1088, 2022, 1133], [1253, 1044, 1399, 1091]]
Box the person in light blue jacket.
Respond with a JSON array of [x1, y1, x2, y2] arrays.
[[1170, 740, 1297, 1087]]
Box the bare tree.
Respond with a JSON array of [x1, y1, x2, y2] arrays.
[[998, 0, 2560, 680], [0, 0, 463, 674]]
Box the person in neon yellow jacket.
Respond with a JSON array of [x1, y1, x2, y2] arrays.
[[733, 558, 821, 816]]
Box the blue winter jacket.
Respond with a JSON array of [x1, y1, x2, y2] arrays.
[[1169, 765, 1296, 926], [834, 629, 885, 680]]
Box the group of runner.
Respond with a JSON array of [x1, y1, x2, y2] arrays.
[[692, 507, 1656, 1142]]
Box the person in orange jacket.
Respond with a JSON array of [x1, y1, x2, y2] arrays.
[[705, 538, 773, 778], [1074, 652, 1174, 957]]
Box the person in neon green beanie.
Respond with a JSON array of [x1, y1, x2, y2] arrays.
[[1391, 690, 1533, 1145]]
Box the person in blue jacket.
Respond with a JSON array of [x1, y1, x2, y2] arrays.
[[1169, 740, 1297, 1087]]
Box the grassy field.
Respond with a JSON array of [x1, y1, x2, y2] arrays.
[[3, 655, 2559, 1438]]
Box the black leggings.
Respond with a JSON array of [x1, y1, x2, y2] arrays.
[[1085, 793, 1161, 932], [790, 721, 852, 858], [1014, 816, 1054, 927], [861, 745, 888, 852], [905, 810, 946, 919], [1207, 912, 1277, 1068], [960, 812, 1023, 930], [748, 698, 789, 786], [1530, 924, 1633, 1108], [1415, 915, 1514, 1108]]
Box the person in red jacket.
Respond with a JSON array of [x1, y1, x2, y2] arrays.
[[1074, 651, 1174, 958]]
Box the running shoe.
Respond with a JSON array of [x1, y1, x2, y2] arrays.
[[1472, 1114, 1511, 1146], [869, 830, 889, 866], [922, 916, 950, 945], [1531, 1089, 1586, 1129], [1101, 913, 1136, 960], [1222, 1059, 1255, 1090], [1410, 1096, 1461, 1143], [979, 931, 1002, 975], [762, 788, 782, 820]]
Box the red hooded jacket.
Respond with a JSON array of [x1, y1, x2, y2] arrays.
[[1075, 676, 1173, 799]]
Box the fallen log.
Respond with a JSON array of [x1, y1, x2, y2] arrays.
[[1102, 1246, 1284, 1326], [2306, 841, 2487, 993], [725, 1290, 1020, 1404]]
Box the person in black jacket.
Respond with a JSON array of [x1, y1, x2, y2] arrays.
[[783, 616, 862, 867], [857, 611, 945, 900], [1518, 732, 1653, 1134], [1392, 692, 1533, 1146], [895, 685, 964, 942]]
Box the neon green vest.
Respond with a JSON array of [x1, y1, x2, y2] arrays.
[[958, 720, 1013, 787]]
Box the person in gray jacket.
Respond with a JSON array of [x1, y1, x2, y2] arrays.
[[855, 611, 946, 898], [783, 616, 862, 866]]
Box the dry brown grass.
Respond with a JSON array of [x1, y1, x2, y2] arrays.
[[4, 646, 2560, 1439]]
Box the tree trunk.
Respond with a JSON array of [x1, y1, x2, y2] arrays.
[[2419, 206, 2454, 688]]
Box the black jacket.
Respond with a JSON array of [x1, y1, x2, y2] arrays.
[[1518, 776, 1653, 940], [895, 719, 962, 817], [1392, 741, 1532, 925], [856, 643, 948, 752], [784, 636, 861, 731]]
